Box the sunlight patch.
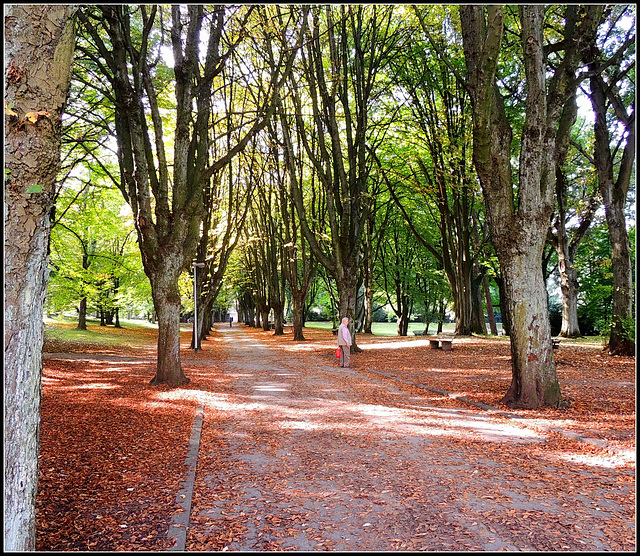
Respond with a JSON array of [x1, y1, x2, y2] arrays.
[[553, 451, 635, 468]]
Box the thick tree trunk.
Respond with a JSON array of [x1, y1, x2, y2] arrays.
[[77, 297, 88, 330], [272, 306, 284, 336], [261, 309, 270, 332], [149, 270, 190, 386], [500, 250, 561, 408], [291, 294, 306, 341], [4, 5, 75, 550], [589, 70, 635, 356], [604, 201, 634, 355]]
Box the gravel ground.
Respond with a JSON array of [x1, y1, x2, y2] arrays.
[[177, 325, 636, 552]]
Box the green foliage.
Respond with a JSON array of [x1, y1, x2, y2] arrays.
[[46, 173, 149, 321], [574, 224, 614, 335], [50, 4, 634, 343]]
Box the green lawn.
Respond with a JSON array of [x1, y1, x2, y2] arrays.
[[303, 321, 606, 343], [304, 321, 458, 337], [44, 316, 159, 348]]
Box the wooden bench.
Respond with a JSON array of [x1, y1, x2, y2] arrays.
[[429, 336, 454, 351], [552, 338, 561, 350]]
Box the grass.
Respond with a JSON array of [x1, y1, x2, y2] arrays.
[[304, 320, 607, 345], [44, 316, 159, 348], [304, 321, 457, 336], [43, 316, 608, 347]]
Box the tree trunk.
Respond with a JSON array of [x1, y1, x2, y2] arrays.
[[470, 271, 487, 334], [261, 309, 270, 332], [363, 266, 375, 334], [77, 297, 88, 330], [558, 248, 581, 337], [4, 5, 75, 550], [291, 293, 306, 341], [500, 249, 561, 407], [483, 276, 498, 335], [272, 305, 284, 335], [149, 269, 190, 386]]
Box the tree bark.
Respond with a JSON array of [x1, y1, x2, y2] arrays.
[[4, 5, 75, 550], [500, 246, 560, 407], [150, 268, 189, 385]]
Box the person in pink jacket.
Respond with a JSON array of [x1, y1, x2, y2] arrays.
[[337, 317, 352, 368]]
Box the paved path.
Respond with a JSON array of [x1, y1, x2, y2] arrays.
[[177, 325, 635, 551]]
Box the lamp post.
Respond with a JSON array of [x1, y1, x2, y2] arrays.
[[193, 262, 205, 351]]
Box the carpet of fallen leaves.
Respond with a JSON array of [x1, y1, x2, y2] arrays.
[[36, 323, 635, 551]]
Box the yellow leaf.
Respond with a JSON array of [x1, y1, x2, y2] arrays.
[[24, 110, 50, 123], [4, 100, 18, 117]]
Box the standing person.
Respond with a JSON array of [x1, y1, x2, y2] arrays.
[[337, 317, 352, 368], [229, 315, 233, 327]]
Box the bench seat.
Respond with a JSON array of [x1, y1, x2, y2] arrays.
[[429, 337, 454, 351]]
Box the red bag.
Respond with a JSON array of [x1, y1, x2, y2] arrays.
[[335, 347, 341, 358]]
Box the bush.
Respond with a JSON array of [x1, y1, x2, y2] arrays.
[[548, 297, 562, 336]]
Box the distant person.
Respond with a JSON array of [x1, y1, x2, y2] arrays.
[[337, 316, 352, 368], [229, 315, 233, 327]]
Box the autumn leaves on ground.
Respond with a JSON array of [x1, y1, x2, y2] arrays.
[[38, 321, 635, 551]]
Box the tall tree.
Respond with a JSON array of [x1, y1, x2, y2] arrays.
[[76, 5, 301, 384], [4, 5, 75, 550], [282, 5, 405, 349], [378, 212, 421, 336], [386, 6, 483, 336], [549, 126, 600, 338], [460, 5, 604, 407], [267, 118, 322, 340], [584, 6, 635, 356]]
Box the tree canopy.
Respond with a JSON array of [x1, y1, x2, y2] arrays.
[[53, 4, 636, 390]]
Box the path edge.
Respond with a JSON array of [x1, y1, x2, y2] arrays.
[[166, 404, 204, 551]]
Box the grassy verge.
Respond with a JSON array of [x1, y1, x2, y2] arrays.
[[44, 317, 159, 349], [304, 321, 457, 336], [304, 320, 607, 345]]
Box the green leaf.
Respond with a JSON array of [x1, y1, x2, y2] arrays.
[[27, 184, 43, 194]]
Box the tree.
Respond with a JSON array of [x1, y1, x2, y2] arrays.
[[385, 6, 485, 336], [76, 5, 302, 385], [460, 5, 604, 407], [192, 147, 256, 348], [378, 211, 421, 336], [282, 5, 406, 349], [549, 122, 600, 338], [267, 118, 321, 340], [584, 6, 635, 355], [4, 5, 75, 550], [47, 178, 143, 328]]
